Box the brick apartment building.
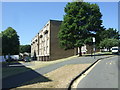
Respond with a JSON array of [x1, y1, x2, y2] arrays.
[[31, 20, 98, 61], [31, 20, 74, 61]]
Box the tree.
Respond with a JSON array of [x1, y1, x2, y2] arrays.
[[84, 37, 93, 55], [58, 2, 103, 56], [98, 28, 119, 40], [2, 27, 20, 55], [97, 28, 119, 50], [20, 45, 31, 53], [99, 38, 119, 51]]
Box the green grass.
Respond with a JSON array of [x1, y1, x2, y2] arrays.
[[95, 51, 112, 54], [82, 51, 112, 56]]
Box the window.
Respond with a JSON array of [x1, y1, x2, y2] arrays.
[[40, 35, 43, 38], [44, 30, 48, 34]]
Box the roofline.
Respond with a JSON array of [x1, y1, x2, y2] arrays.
[[31, 19, 62, 43]]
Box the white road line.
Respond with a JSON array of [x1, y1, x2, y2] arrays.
[[71, 60, 101, 88], [71, 55, 117, 88]]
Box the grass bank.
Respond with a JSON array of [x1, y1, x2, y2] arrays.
[[16, 64, 91, 88]]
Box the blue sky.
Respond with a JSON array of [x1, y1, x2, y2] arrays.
[[2, 2, 118, 45]]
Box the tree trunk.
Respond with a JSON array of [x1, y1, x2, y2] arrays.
[[78, 46, 82, 56], [108, 48, 111, 52]]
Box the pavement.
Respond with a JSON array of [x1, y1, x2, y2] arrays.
[[77, 55, 118, 88], [2, 55, 113, 89]]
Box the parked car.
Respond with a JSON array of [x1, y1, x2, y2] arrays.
[[24, 56, 31, 62], [6, 57, 15, 62], [112, 47, 120, 54]]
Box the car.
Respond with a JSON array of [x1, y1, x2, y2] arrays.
[[24, 56, 31, 62], [112, 47, 120, 54]]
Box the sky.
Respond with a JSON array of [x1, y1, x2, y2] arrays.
[[2, 2, 118, 45]]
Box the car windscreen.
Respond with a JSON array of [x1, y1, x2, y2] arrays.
[[112, 48, 118, 50]]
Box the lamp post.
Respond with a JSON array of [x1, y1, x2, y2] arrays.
[[93, 37, 95, 59]]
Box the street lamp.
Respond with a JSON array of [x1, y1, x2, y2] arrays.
[[93, 37, 95, 59]]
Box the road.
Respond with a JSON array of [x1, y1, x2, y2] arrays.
[[2, 55, 112, 89], [77, 55, 119, 88]]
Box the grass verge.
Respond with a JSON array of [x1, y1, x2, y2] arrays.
[[16, 64, 91, 88], [2, 56, 76, 79]]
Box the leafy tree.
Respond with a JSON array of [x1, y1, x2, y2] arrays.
[[20, 45, 31, 53], [58, 2, 103, 56], [84, 37, 93, 55], [99, 38, 119, 51], [2, 27, 20, 55], [84, 37, 93, 46], [98, 28, 119, 49], [98, 28, 119, 40]]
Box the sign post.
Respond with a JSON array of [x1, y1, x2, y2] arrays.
[[93, 37, 95, 59]]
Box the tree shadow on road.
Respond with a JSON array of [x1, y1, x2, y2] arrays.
[[2, 61, 52, 89]]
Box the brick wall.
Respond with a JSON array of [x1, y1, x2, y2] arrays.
[[50, 20, 74, 60]]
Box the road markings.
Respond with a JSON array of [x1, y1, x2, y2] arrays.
[[71, 55, 117, 88], [106, 61, 116, 65], [71, 60, 101, 88]]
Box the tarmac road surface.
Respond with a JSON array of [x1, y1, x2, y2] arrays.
[[77, 56, 119, 88]]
